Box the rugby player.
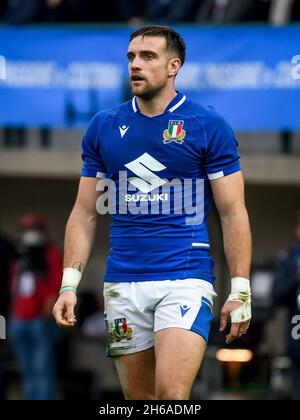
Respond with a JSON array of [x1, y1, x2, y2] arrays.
[[53, 26, 252, 400]]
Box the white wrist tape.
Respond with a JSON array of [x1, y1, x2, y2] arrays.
[[61, 268, 82, 290], [227, 276, 251, 323]]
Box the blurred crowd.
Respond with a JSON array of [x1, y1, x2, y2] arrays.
[[0, 214, 63, 400], [0, 0, 300, 25], [0, 213, 107, 400]]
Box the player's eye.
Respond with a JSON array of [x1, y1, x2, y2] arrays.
[[144, 54, 153, 61], [127, 55, 134, 63]]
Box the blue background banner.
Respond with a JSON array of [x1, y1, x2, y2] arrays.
[[0, 25, 300, 130]]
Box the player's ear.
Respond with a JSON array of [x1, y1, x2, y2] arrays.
[[168, 57, 181, 78]]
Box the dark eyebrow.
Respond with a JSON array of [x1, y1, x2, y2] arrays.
[[127, 50, 158, 58]]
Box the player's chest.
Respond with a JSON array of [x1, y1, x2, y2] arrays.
[[100, 117, 206, 177]]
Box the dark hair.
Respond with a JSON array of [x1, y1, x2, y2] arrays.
[[130, 26, 186, 66]]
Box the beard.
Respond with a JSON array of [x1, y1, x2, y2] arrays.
[[130, 79, 167, 100]]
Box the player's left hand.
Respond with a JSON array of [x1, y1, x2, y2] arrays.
[[219, 300, 251, 344]]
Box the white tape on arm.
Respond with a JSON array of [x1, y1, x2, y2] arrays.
[[61, 268, 82, 290], [227, 276, 251, 322]]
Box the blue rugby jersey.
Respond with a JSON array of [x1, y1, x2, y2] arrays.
[[81, 92, 240, 285]]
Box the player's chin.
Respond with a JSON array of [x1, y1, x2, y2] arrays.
[[131, 80, 149, 90], [131, 85, 146, 96]]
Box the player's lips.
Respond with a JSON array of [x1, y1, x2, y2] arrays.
[[131, 80, 145, 85], [131, 75, 145, 82]]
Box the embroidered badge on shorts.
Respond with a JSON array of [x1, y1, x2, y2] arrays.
[[109, 318, 133, 342]]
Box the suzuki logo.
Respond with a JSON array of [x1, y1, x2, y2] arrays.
[[124, 152, 167, 193]]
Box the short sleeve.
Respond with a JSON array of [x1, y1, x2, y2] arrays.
[[204, 110, 240, 180], [81, 114, 107, 178]]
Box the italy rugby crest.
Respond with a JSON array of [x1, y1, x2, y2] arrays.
[[109, 318, 133, 342], [163, 120, 186, 144]]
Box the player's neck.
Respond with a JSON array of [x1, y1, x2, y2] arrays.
[[136, 88, 177, 117]]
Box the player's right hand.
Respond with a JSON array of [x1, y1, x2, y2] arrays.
[[52, 291, 77, 328]]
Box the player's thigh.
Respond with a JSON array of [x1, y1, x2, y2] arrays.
[[153, 279, 215, 400], [154, 327, 206, 400], [114, 347, 156, 400]]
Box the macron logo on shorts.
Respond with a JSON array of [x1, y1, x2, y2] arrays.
[[180, 305, 191, 317]]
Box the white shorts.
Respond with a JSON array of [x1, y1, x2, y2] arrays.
[[103, 278, 217, 357]]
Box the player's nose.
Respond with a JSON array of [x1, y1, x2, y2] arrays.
[[130, 56, 142, 69]]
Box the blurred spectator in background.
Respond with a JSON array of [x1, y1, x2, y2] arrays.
[[1, 0, 69, 24], [9, 214, 63, 400], [268, 0, 300, 24], [43, 0, 69, 22], [0, 0, 7, 18], [1, 0, 299, 24], [0, 231, 16, 400], [117, 0, 148, 25], [0, 231, 15, 322], [68, 0, 117, 22], [273, 211, 300, 400], [0, 0, 119, 23], [1, 0, 43, 24], [195, 0, 258, 23], [118, 0, 198, 25]]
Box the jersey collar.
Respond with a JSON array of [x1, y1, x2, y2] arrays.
[[131, 92, 186, 115]]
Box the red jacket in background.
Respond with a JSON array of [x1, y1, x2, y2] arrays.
[[10, 244, 62, 320]]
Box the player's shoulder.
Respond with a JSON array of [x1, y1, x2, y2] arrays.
[[90, 100, 132, 128], [185, 99, 229, 127]]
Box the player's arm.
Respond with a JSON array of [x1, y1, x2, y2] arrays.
[[52, 176, 101, 328], [210, 170, 252, 344]]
